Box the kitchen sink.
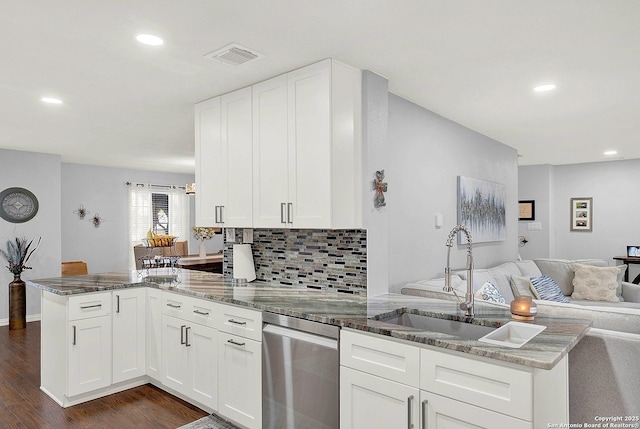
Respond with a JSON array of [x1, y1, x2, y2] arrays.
[[377, 312, 495, 340], [377, 312, 547, 347]]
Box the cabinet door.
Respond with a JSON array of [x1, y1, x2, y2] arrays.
[[420, 391, 531, 429], [112, 288, 146, 384], [340, 366, 419, 429], [218, 332, 262, 429], [68, 316, 112, 397], [287, 60, 332, 228], [252, 74, 289, 228], [187, 323, 218, 411], [221, 87, 253, 227], [146, 288, 162, 380], [161, 314, 190, 396], [195, 96, 223, 226]]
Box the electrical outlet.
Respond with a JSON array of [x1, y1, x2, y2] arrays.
[[527, 222, 542, 231], [225, 228, 235, 242], [243, 228, 253, 244]]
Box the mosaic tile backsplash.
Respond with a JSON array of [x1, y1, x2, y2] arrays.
[[223, 229, 367, 293]]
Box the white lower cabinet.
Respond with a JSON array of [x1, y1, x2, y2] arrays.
[[112, 288, 146, 384], [146, 288, 163, 380], [68, 315, 112, 397], [217, 331, 262, 429], [340, 366, 419, 429], [420, 390, 530, 429], [340, 329, 567, 429], [161, 313, 218, 410]]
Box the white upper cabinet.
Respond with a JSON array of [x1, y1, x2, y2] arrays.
[[253, 59, 362, 229], [197, 58, 362, 229], [252, 74, 289, 227], [195, 97, 222, 227], [195, 87, 252, 227]]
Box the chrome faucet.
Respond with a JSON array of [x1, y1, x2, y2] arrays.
[[444, 225, 474, 317]]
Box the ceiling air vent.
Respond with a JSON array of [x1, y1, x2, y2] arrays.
[[204, 43, 265, 66]]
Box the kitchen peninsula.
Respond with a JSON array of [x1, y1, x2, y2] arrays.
[[28, 269, 590, 429]]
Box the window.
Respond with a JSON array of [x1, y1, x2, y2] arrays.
[[128, 184, 189, 270]]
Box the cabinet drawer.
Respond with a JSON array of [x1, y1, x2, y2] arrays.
[[216, 304, 262, 341], [340, 330, 420, 388], [68, 292, 111, 321], [162, 292, 190, 318], [189, 297, 218, 328], [420, 348, 532, 421]]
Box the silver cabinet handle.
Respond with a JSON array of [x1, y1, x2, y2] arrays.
[[72, 325, 77, 345], [407, 395, 414, 429], [180, 325, 186, 345], [227, 339, 245, 347], [193, 309, 210, 316], [185, 326, 191, 347], [287, 202, 293, 223], [166, 303, 181, 309], [80, 304, 102, 310], [116, 295, 120, 313], [421, 399, 428, 429], [228, 319, 246, 326], [219, 206, 225, 223], [280, 203, 287, 224], [214, 205, 219, 223]]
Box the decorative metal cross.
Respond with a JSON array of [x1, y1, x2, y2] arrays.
[[372, 170, 388, 208]]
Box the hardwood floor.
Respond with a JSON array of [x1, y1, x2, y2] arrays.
[[0, 322, 208, 429]]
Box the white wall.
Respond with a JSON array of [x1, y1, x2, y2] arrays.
[[61, 163, 223, 273], [519, 159, 640, 280], [385, 94, 519, 292], [518, 164, 552, 259], [0, 149, 62, 323]]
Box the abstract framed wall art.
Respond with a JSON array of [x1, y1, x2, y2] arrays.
[[570, 197, 593, 232], [457, 176, 506, 243]]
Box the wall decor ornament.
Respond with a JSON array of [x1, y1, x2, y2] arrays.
[[0, 187, 39, 223], [91, 213, 104, 228], [457, 176, 506, 244], [570, 197, 593, 232], [73, 204, 90, 219], [372, 170, 388, 208]]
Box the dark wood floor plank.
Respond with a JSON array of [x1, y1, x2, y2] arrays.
[[0, 322, 208, 429]]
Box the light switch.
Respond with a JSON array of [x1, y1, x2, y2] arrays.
[[527, 222, 542, 231], [225, 228, 235, 242], [435, 213, 443, 229]]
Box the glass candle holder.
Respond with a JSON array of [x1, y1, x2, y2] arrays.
[[510, 296, 537, 321]]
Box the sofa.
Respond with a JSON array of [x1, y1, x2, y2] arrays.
[[401, 258, 640, 422]]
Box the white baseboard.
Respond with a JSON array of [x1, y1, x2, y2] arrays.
[[0, 314, 42, 326]]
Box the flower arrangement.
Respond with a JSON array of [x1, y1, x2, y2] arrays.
[[1, 237, 41, 275], [192, 227, 217, 241]]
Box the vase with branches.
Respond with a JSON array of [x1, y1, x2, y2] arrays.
[[1, 236, 41, 330]]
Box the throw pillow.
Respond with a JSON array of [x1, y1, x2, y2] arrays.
[[571, 263, 622, 303], [509, 275, 535, 298], [530, 275, 570, 303], [474, 281, 506, 304]]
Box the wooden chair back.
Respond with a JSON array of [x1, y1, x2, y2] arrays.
[[61, 261, 88, 276]]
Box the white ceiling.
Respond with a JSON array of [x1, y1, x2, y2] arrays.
[[2, 1, 638, 174]]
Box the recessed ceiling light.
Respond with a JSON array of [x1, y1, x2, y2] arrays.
[[136, 34, 164, 46], [604, 150, 618, 156], [41, 97, 63, 104], [533, 83, 556, 93]]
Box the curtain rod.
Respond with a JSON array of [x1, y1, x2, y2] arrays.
[[125, 182, 186, 190]]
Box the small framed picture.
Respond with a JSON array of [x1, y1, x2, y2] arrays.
[[518, 200, 535, 221], [570, 197, 593, 231]]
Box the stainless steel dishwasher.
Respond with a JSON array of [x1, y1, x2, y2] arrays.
[[262, 312, 340, 429]]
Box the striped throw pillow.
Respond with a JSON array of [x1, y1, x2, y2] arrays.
[[530, 275, 570, 303]]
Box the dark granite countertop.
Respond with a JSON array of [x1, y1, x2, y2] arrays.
[[27, 269, 591, 370]]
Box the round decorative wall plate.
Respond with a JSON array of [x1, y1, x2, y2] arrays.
[[0, 187, 39, 223]]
